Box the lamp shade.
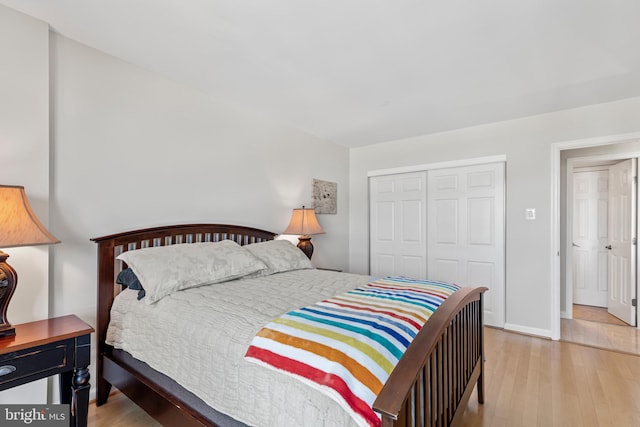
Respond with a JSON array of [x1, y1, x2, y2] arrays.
[[283, 207, 325, 236], [0, 185, 59, 248]]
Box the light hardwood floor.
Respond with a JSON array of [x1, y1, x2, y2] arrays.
[[88, 391, 160, 426], [562, 305, 640, 356], [460, 327, 640, 426], [572, 304, 629, 326], [90, 327, 640, 426]]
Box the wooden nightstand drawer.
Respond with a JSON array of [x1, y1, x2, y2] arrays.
[[0, 340, 72, 387]]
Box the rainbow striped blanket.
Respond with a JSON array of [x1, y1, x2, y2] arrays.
[[244, 276, 459, 427]]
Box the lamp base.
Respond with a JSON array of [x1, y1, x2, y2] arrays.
[[297, 235, 314, 259], [0, 251, 17, 338], [0, 325, 15, 338]]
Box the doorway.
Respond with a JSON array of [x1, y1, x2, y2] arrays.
[[551, 132, 640, 341], [564, 154, 638, 329]]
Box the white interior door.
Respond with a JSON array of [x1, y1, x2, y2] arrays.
[[427, 163, 505, 327], [572, 170, 609, 307], [607, 159, 637, 326], [369, 172, 427, 279]]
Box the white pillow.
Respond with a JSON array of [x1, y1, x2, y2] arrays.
[[116, 240, 267, 304], [245, 239, 314, 276]]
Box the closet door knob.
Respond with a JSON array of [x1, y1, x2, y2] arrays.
[[605, 245, 612, 250]]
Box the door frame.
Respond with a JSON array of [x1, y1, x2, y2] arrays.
[[551, 131, 640, 340]]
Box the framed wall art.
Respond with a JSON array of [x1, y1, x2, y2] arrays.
[[312, 179, 337, 214]]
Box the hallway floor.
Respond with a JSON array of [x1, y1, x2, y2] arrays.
[[561, 304, 640, 355], [573, 304, 629, 326]]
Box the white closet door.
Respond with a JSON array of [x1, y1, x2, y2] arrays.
[[427, 163, 505, 327], [369, 172, 427, 279]]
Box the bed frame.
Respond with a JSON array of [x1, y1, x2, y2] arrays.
[[93, 223, 486, 426]]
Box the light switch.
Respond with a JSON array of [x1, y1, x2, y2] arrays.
[[526, 208, 536, 220]]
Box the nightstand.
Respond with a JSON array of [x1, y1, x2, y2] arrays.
[[0, 315, 94, 427]]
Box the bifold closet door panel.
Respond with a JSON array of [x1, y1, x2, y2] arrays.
[[427, 163, 505, 327], [369, 172, 427, 280]]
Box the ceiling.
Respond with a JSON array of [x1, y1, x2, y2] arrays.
[[2, 0, 640, 148]]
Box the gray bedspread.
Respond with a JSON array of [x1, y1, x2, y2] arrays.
[[107, 268, 372, 426]]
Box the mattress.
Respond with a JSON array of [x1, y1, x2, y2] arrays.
[[106, 268, 372, 426]]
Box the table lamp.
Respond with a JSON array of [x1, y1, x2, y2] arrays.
[[283, 206, 325, 259], [0, 185, 60, 337]]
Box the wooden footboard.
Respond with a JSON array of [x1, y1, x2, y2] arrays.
[[374, 287, 486, 427], [93, 223, 486, 427]]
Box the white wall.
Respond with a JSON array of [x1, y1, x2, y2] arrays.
[[49, 34, 349, 358], [0, 4, 50, 403], [1, 4, 349, 401], [349, 97, 640, 336]]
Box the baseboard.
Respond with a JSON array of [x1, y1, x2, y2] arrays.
[[503, 323, 552, 339], [560, 310, 573, 319]]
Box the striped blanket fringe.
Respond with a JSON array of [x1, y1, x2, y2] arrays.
[[244, 276, 460, 427]]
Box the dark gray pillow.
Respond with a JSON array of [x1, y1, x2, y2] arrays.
[[116, 268, 146, 300]]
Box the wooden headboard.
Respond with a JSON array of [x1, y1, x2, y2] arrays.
[[91, 224, 277, 360]]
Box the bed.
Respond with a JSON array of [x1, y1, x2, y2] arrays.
[[92, 223, 486, 426]]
